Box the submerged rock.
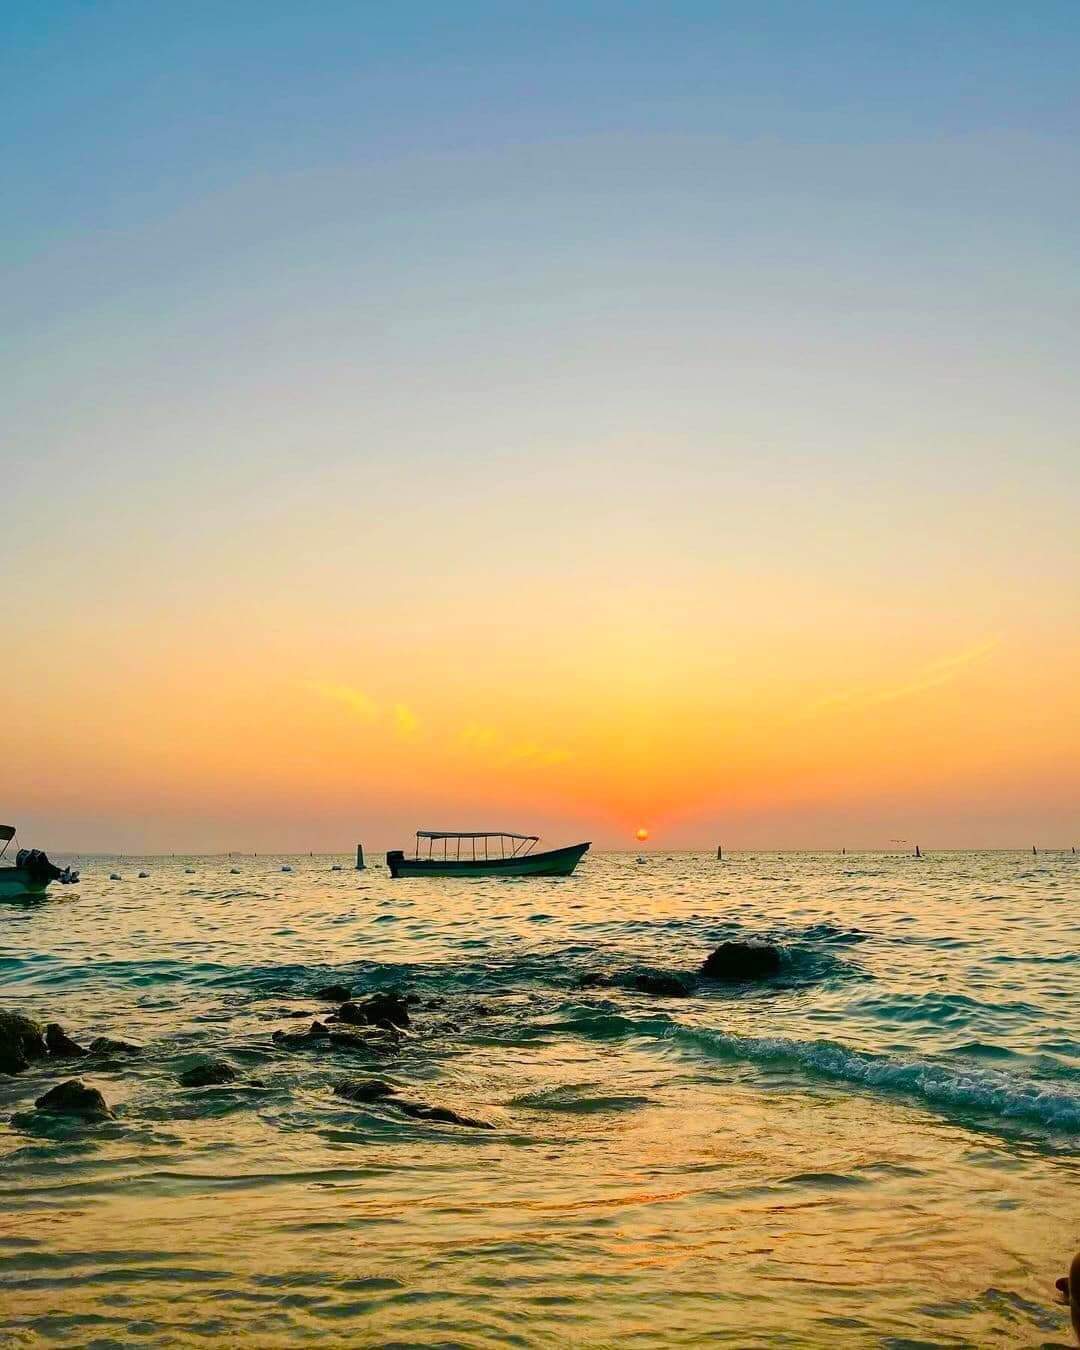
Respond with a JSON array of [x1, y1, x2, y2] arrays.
[[45, 1023, 89, 1058], [700, 941, 782, 981], [396, 1100, 494, 1130], [272, 1020, 331, 1049], [334, 1077, 398, 1103], [178, 1059, 237, 1088], [338, 992, 411, 1030], [631, 972, 693, 997], [313, 983, 352, 1003], [88, 1036, 143, 1056], [579, 970, 692, 996], [327, 1028, 389, 1054], [35, 1079, 114, 1119], [0, 1010, 48, 1075], [578, 971, 614, 988]]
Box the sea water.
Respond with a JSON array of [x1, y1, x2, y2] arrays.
[[0, 851, 1077, 1347]]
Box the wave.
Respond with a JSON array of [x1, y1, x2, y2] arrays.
[[683, 1027, 1080, 1131], [545, 1008, 1080, 1133]]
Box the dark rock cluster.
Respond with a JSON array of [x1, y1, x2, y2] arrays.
[[2, 942, 783, 1133]]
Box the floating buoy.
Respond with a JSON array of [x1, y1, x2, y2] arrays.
[[636, 856, 646, 864], [330, 864, 342, 872], [281, 865, 292, 873], [109, 873, 122, 881], [138, 872, 150, 878], [230, 867, 240, 874], [185, 868, 195, 874]]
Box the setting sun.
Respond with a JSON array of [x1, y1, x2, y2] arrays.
[[636, 827, 649, 841]]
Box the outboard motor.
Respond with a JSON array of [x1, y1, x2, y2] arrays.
[[15, 848, 65, 884]]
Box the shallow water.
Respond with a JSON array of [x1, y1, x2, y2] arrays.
[[1, 850, 1077, 1347]]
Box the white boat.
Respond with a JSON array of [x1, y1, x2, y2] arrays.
[[0, 825, 79, 898]]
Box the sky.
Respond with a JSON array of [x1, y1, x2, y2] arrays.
[[2, 1, 1078, 853]]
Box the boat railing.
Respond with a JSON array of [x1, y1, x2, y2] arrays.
[[414, 831, 540, 862]]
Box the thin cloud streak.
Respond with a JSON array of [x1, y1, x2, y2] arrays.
[[808, 638, 1000, 714]]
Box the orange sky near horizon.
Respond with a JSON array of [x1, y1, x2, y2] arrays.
[[7, 560, 1078, 852]]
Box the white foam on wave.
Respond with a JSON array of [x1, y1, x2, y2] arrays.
[[678, 1025, 1080, 1132]]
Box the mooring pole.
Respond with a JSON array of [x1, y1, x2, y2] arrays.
[[717, 844, 722, 860], [356, 843, 365, 870]]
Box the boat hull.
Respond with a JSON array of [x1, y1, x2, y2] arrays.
[[387, 842, 589, 878], [0, 867, 50, 899]]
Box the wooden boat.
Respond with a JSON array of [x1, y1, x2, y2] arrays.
[[0, 825, 78, 898], [387, 831, 589, 878]]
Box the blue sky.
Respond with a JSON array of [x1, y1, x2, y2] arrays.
[[3, 2, 1079, 849]]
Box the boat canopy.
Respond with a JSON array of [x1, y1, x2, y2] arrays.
[[417, 831, 538, 841], [414, 830, 539, 860], [0, 826, 15, 842]]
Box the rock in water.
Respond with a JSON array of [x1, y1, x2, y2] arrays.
[[578, 971, 615, 988], [88, 1036, 143, 1056], [178, 1059, 237, 1087], [334, 1078, 399, 1103], [313, 983, 353, 1003], [700, 941, 782, 981], [327, 1029, 391, 1054], [0, 1010, 48, 1075], [272, 1020, 331, 1049], [632, 972, 693, 997], [338, 992, 411, 1030], [396, 1100, 495, 1130], [45, 1023, 89, 1058], [35, 1079, 114, 1119]]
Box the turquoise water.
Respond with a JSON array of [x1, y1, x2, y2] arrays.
[[1, 851, 1077, 1347]]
